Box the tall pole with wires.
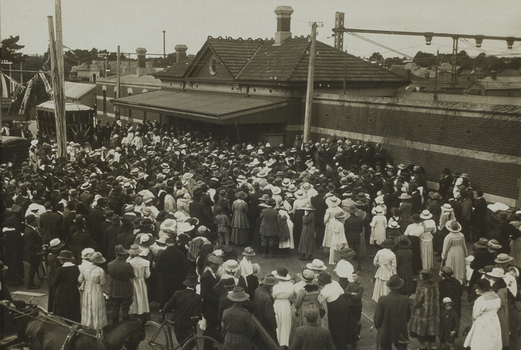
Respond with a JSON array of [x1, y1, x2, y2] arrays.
[[303, 22, 318, 143]]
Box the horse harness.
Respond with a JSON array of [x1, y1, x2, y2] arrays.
[[59, 326, 108, 350]]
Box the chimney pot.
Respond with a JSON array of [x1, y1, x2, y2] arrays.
[[175, 44, 188, 65], [274, 6, 293, 45], [136, 47, 147, 76]]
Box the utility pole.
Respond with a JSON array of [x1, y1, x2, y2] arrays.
[[48, 16, 67, 159], [54, 0, 67, 158], [163, 30, 166, 69], [303, 22, 318, 143], [116, 45, 121, 120], [433, 50, 439, 101]]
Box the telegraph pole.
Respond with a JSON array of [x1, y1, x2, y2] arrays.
[[116, 45, 121, 120], [54, 0, 67, 158], [163, 30, 166, 69], [303, 22, 318, 143], [48, 16, 67, 159], [433, 50, 439, 101]]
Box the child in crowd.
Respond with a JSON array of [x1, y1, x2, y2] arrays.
[[439, 297, 459, 350], [214, 206, 230, 247]]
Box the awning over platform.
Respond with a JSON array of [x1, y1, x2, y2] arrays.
[[112, 90, 288, 124]]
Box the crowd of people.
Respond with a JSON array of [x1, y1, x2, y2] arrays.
[[2, 119, 521, 350]]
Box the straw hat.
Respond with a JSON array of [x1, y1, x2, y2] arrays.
[[325, 196, 341, 208], [271, 187, 281, 195], [242, 247, 256, 257], [306, 259, 327, 271], [49, 238, 65, 251], [495, 253, 514, 264], [487, 239, 502, 250], [487, 267, 506, 279], [135, 233, 155, 247], [177, 222, 195, 233], [420, 210, 433, 220], [445, 220, 462, 233], [294, 190, 307, 199], [222, 259, 240, 273]]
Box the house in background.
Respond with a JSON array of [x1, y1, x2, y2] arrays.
[[466, 74, 521, 97], [112, 6, 408, 144]]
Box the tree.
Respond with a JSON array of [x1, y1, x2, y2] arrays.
[[413, 51, 437, 68], [1, 35, 25, 64]]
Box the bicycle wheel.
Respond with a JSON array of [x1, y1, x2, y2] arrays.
[[181, 336, 223, 350], [36, 261, 47, 281], [138, 321, 169, 350]]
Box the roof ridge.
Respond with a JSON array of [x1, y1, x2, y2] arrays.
[[287, 39, 311, 82], [235, 40, 266, 79]]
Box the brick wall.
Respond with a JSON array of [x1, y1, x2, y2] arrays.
[[305, 94, 521, 206]]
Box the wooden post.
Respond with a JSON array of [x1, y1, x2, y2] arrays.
[[48, 16, 67, 159], [54, 0, 67, 158], [116, 45, 121, 120], [303, 22, 317, 143]]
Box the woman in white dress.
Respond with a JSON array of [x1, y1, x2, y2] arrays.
[[464, 279, 502, 350], [322, 196, 344, 252], [441, 220, 468, 284], [371, 239, 397, 302], [420, 209, 436, 270], [78, 251, 107, 329], [278, 208, 294, 250], [272, 268, 295, 347], [127, 244, 151, 318], [328, 211, 348, 265], [369, 206, 387, 248]]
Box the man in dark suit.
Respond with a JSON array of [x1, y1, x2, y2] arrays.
[[69, 217, 98, 263], [24, 215, 42, 289], [289, 308, 336, 350], [62, 204, 77, 247], [472, 190, 488, 239], [162, 275, 202, 345], [99, 210, 115, 257], [344, 206, 365, 271], [107, 245, 134, 324], [155, 238, 189, 306], [200, 255, 223, 350], [38, 202, 61, 244], [189, 190, 212, 228], [373, 275, 412, 350], [253, 274, 278, 345], [87, 198, 107, 248]]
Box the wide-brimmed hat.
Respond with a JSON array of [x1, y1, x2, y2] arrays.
[[115, 245, 129, 255], [306, 259, 327, 271], [445, 220, 462, 233], [81, 248, 95, 259], [474, 238, 489, 249], [242, 247, 256, 257], [89, 252, 106, 264], [374, 206, 384, 215], [257, 169, 269, 178], [428, 192, 443, 200], [294, 190, 307, 199], [222, 259, 240, 273], [160, 219, 176, 232], [495, 253, 514, 264], [57, 250, 74, 262], [317, 271, 332, 285], [387, 275, 404, 290], [487, 239, 502, 250], [381, 238, 395, 249], [301, 269, 316, 283], [183, 274, 199, 287], [398, 193, 411, 200], [487, 267, 506, 279], [49, 238, 65, 251], [228, 286, 250, 302], [420, 210, 433, 220], [262, 274, 279, 286], [272, 268, 291, 281], [235, 191, 248, 199], [287, 184, 297, 193], [325, 196, 341, 208], [177, 222, 195, 233], [388, 221, 400, 229], [207, 255, 223, 266], [441, 203, 453, 211], [271, 187, 281, 195], [135, 233, 155, 247]]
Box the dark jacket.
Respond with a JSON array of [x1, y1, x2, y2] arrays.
[[253, 285, 277, 333], [222, 304, 256, 350], [189, 200, 212, 228], [289, 323, 336, 350], [374, 290, 411, 344], [39, 210, 62, 243], [23, 225, 42, 262], [164, 288, 202, 326], [344, 215, 364, 244], [438, 276, 462, 318], [107, 256, 135, 298], [70, 229, 98, 263], [53, 264, 81, 322], [200, 269, 221, 320], [260, 207, 279, 237]]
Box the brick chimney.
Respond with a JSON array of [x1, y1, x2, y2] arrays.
[[175, 45, 188, 65], [136, 47, 147, 76], [274, 6, 293, 45]]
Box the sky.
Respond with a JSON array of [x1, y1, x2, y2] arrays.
[[3, 0, 521, 60]]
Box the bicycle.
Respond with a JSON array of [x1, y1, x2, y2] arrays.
[[35, 244, 49, 282], [139, 312, 222, 350]]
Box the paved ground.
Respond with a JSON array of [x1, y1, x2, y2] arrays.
[[9, 243, 521, 350]]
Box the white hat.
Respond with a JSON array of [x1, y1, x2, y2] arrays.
[[81, 248, 95, 259]]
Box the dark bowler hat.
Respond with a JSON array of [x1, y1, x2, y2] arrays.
[[387, 275, 404, 290], [183, 274, 199, 287]]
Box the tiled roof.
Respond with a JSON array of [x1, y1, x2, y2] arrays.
[[154, 56, 196, 79], [155, 37, 408, 84], [476, 76, 521, 90]]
